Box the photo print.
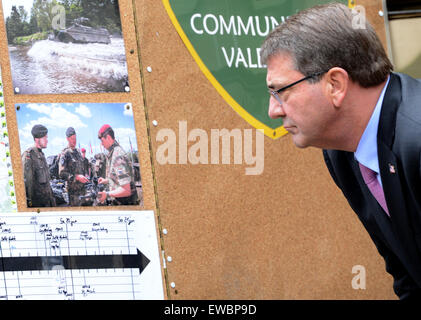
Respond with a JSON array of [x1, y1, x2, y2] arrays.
[[17, 102, 143, 208], [2, 0, 129, 94]]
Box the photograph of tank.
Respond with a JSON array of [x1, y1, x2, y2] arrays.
[[17, 102, 143, 208], [2, 0, 129, 94]]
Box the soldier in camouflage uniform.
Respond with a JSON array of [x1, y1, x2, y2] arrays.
[[97, 124, 138, 205], [22, 124, 56, 207], [58, 127, 88, 206]]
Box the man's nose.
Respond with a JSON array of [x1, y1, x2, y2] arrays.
[[268, 97, 285, 119]]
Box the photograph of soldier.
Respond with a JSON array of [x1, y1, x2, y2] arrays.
[[17, 102, 143, 208], [58, 127, 89, 206], [21, 124, 56, 207], [97, 124, 139, 206]]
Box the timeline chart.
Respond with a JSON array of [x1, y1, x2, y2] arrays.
[[0, 211, 164, 300]]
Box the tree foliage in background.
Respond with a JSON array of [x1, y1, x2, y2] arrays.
[[32, 0, 60, 32], [5, 6, 29, 42], [5, 0, 122, 44]]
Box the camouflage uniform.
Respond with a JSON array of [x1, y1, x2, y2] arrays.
[[105, 142, 138, 205], [93, 153, 106, 179], [82, 157, 91, 178], [22, 147, 56, 207], [58, 147, 85, 206]]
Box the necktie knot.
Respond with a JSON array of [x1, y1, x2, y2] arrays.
[[359, 163, 377, 184]]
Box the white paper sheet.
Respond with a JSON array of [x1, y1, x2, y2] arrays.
[[0, 210, 164, 300]]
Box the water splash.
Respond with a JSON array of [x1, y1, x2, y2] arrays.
[[27, 38, 128, 80]]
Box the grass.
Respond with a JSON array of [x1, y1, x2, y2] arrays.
[[13, 31, 49, 45]]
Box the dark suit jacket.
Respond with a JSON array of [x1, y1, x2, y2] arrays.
[[323, 72, 421, 300]]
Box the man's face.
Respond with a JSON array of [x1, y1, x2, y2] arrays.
[[82, 151, 86, 158], [37, 135, 48, 149], [67, 134, 77, 148], [100, 134, 114, 150], [266, 53, 332, 149]]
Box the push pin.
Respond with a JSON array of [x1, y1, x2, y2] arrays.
[[389, 164, 396, 174], [147, 66, 152, 73], [14, 87, 20, 94], [152, 120, 158, 127]]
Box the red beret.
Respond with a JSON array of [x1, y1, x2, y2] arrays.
[[98, 124, 112, 138], [81, 148, 86, 153]]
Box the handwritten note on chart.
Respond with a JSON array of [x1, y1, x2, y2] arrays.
[[0, 210, 164, 300]]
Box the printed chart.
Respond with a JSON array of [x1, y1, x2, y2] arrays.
[[0, 211, 164, 300]]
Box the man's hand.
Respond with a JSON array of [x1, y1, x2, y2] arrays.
[[98, 177, 108, 185], [75, 175, 89, 183], [98, 191, 107, 204]]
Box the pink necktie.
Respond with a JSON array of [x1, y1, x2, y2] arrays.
[[359, 163, 390, 216]]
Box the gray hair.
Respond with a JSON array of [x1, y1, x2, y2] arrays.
[[260, 2, 393, 87]]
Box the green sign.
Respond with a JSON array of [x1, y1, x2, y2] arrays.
[[164, 0, 349, 139]]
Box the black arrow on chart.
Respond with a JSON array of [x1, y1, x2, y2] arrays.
[[0, 249, 150, 274]]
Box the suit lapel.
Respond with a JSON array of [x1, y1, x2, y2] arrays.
[[377, 73, 420, 258], [348, 152, 393, 238]]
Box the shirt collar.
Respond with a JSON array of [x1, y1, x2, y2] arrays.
[[354, 75, 390, 174], [106, 141, 119, 159]]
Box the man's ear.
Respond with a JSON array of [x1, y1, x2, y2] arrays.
[[323, 67, 349, 108]]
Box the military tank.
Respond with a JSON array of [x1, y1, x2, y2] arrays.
[[55, 17, 111, 44]]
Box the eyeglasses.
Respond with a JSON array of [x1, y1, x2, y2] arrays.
[[269, 71, 326, 105]]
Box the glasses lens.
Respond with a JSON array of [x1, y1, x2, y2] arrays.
[[270, 91, 282, 105]]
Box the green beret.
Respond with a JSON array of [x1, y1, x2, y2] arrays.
[[31, 124, 48, 138]]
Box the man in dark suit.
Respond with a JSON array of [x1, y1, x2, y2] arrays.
[[260, 3, 421, 299]]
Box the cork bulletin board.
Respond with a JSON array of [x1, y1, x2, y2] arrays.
[[133, 0, 396, 300], [0, 0, 399, 300]]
